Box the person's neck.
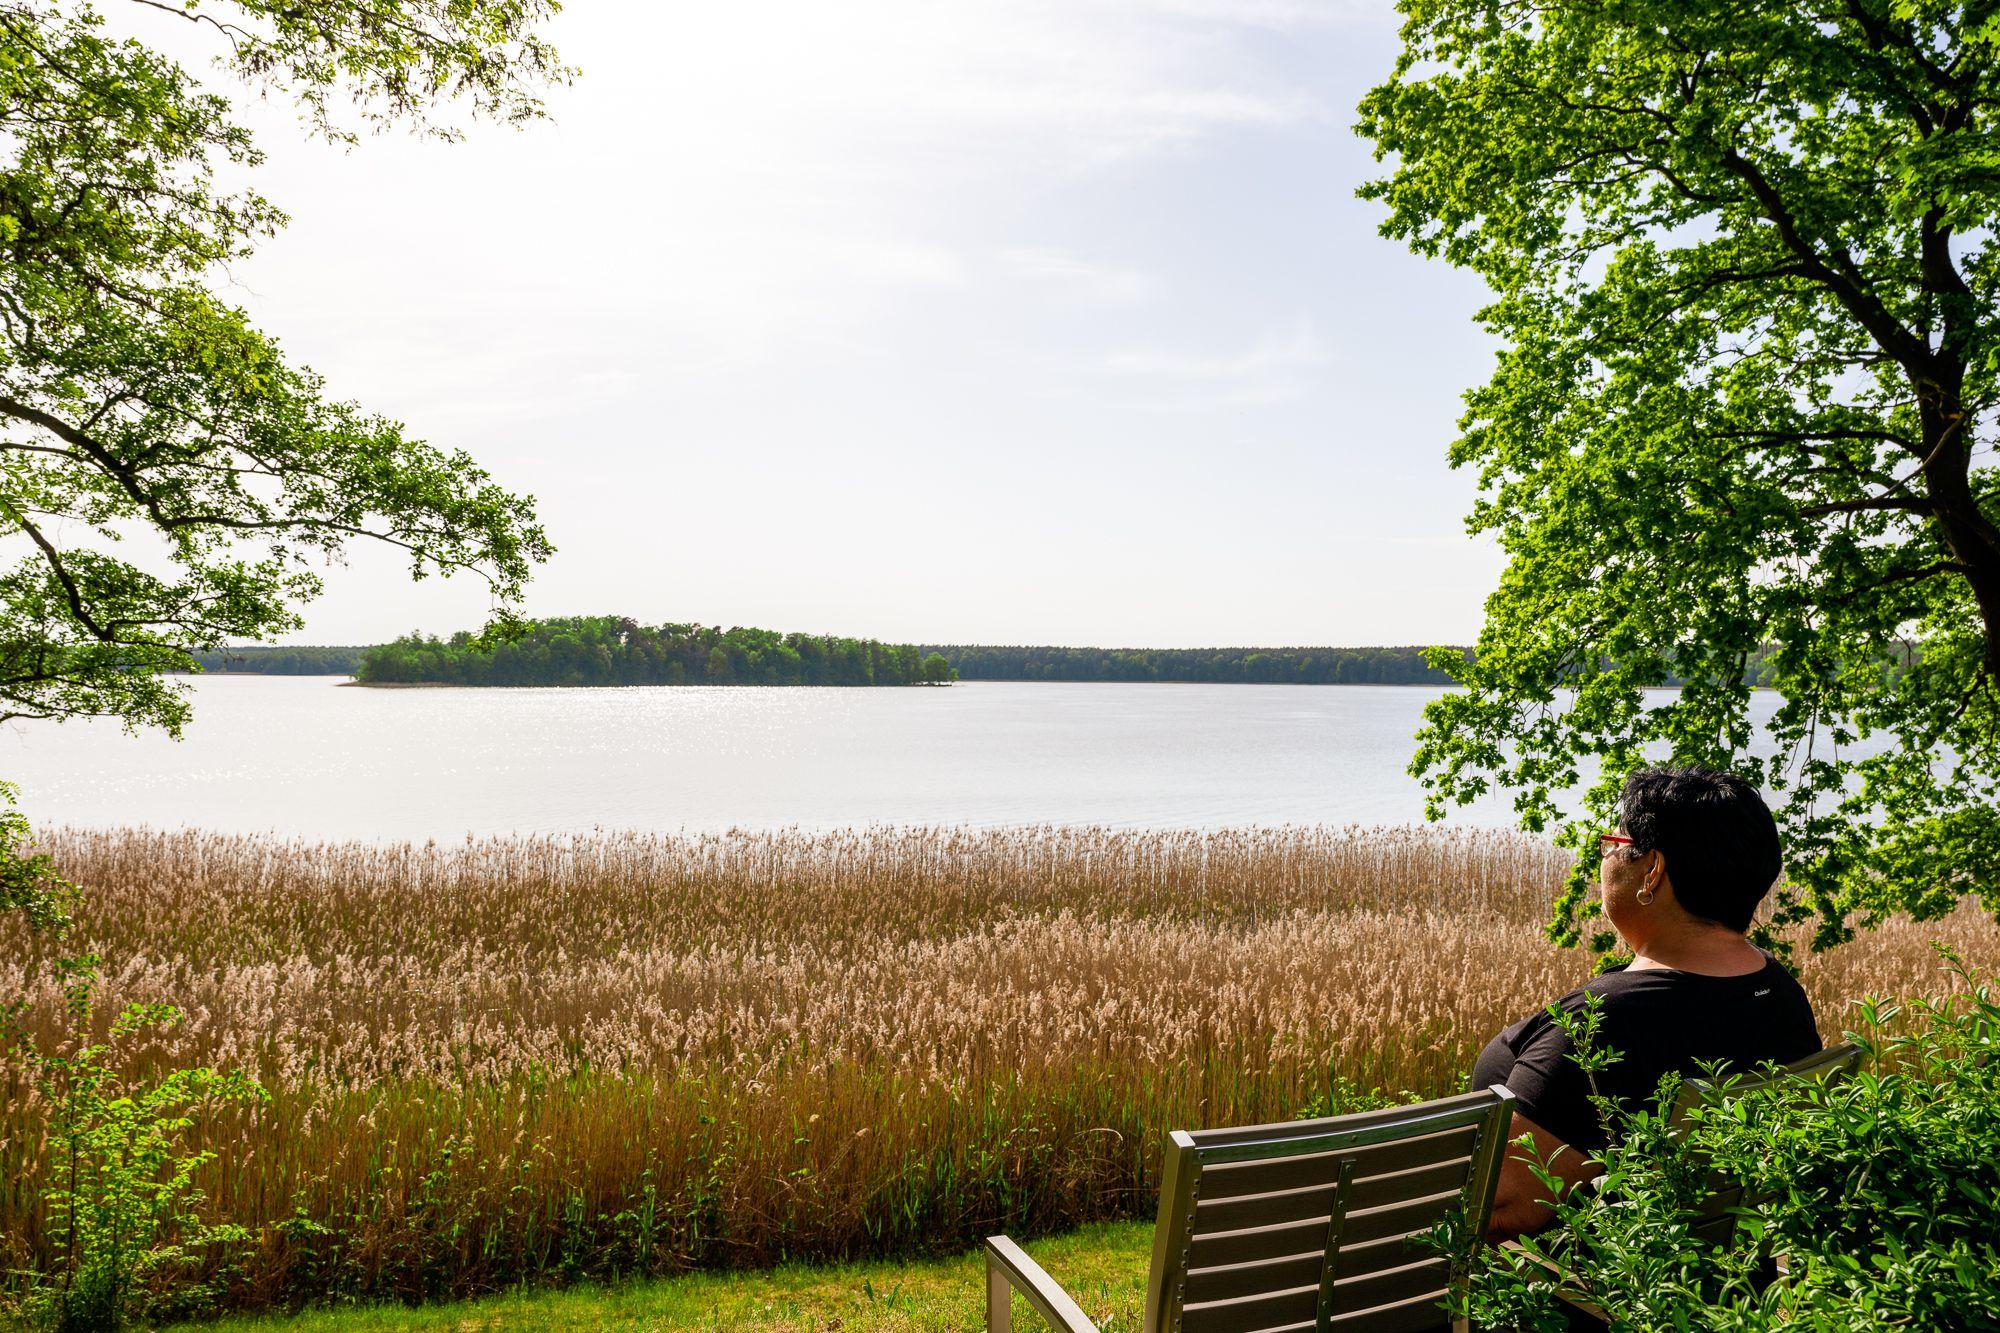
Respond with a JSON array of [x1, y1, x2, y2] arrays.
[[1627, 920, 1766, 976]]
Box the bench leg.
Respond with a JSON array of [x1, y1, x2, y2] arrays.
[[987, 1249, 1011, 1332]]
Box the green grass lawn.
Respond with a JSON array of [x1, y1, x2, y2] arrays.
[[179, 1222, 1155, 1332]]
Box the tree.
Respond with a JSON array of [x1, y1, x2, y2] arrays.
[[1358, 0, 2000, 951], [0, 1, 559, 738], [2, 7, 563, 1318], [0, 0, 559, 918], [921, 651, 955, 685]]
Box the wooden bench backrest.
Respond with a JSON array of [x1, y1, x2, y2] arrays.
[[1666, 1041, 1865, 1248], [1141, 1086, 1516, 1333]]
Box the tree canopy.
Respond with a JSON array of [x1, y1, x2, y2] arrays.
[[0, 1, 561, 926], [359, 617, 940, 687], [1359, 0, 2000, 949], [0, 1, 560, 741]]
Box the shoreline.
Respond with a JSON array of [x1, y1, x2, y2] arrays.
[[316, 677, 1773, 690]]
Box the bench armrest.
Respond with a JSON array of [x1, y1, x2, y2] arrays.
[[984, 1235, 1101, 1333]]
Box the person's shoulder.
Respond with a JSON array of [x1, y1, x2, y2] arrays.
[[1584, 952, 1796, 996], [1530, 960, 1700, 1027], [1530, 967, 1649, 1027], [1570, 963, 1688, 1027], [1758, 950, 1810, 989], [1577, 962, 1659, 1002], [1751, 951, 1820, 1012]]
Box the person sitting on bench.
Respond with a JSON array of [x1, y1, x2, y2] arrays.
[[1471, 766, 1822, 1241]]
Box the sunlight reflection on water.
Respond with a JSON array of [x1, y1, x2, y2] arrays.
[[0, 677, 1856, 840]]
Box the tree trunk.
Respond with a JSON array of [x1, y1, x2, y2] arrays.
[[1917, 379, 2000, 679]]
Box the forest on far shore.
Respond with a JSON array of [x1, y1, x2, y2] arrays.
[[923, 644, 1464, 684], [183, 621, 1816, 688], [355, 617, 953, 687], [184, 646, 369, 675], [224, 621, 1469, 687]]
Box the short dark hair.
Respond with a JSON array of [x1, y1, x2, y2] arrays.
[[1617, 767, 1781, 933]]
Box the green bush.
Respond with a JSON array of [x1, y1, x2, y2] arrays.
[[11, 955, 265, 1331], [1460, 956, 2000, 1331], [2, 784, 264, 1330]]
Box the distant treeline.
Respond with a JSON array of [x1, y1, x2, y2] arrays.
[[356, 616, 955, 687], [205, 626, 1836, 688], [921, 644, 1813, 686], [183, 646, 368, 675], [191, 639, 1475, 685], [926, 644, 1467, 685]]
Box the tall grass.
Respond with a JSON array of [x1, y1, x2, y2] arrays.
[[2, 825, 1991, 1312]]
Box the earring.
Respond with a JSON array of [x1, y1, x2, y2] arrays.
[[1637, 886, 1656, 906]]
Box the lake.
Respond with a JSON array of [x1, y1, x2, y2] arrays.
[[0, 676, 1823, 840]]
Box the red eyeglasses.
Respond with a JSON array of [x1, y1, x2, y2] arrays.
[[1598, 832, 1635, 852]]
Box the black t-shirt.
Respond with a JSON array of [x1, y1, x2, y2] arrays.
[[1470, 952, 1821, 1153]]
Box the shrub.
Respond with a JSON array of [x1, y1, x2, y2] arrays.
[[1459, 956, 2000, 1331], [11, 955, 265, 1331]]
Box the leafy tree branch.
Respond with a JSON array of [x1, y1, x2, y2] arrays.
[[0, 1, 559, 737], [1, 6, 563, 1318], [1361, 0, 2000, 949]]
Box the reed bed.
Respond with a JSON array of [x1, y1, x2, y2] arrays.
[[1, 825, 1991, 1312]]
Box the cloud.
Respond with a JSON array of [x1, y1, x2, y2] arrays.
[[1136, 0, 1396, 27], [179, 0, 1342, 386], [588, 1, 1331, 189], [998, 248, 1158, 303], [1104, 318, 1334, 405], [837, 242, 968, 288]]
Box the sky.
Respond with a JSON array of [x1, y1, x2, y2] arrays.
[[145, 0, 1506, 649]]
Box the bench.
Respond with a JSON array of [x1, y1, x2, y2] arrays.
[[985, 1085, 1519, 1333]]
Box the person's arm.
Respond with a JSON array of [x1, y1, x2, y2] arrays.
[[1486, 1110, 1603, 1242]]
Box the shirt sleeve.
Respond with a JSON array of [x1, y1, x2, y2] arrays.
[[1498, 1011, 1608, 1153]]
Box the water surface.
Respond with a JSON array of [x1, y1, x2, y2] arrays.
[[0, 677, 1832, 840]]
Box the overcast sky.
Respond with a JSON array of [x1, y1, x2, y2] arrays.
[[162, 0, 1505, 648]]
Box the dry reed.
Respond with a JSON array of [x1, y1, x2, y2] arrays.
[[0, 825, 1990, 1311]]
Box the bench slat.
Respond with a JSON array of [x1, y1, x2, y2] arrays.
[[1238, 1292, 1455, 1333], [1334, 1230, 1449, 1282], [1347, 1158, 1473, 1213], [1327, 1289, 1457, 1333], [1183, 1250, 1325, 1306], [1342, 1187, 1466, 1246], [1195, 1126, 1480, 1201], [1187, 1215, 1328, 1270], [1330, 1257, 1453, 1319], [1192, 1158, 1470, 1235], [1184, 1089, 1502, 1153], [1180, 1280, 1319, 1333]]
